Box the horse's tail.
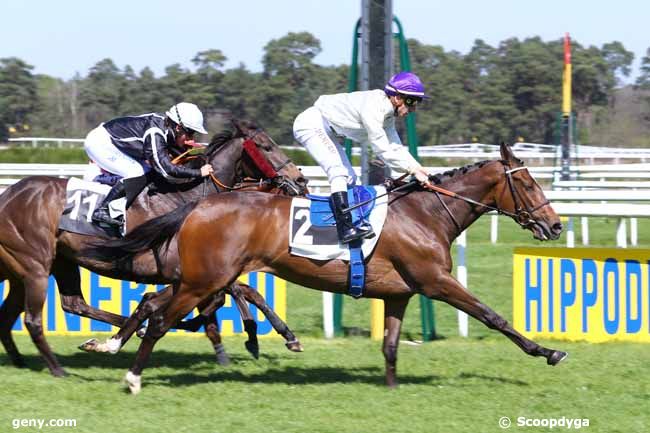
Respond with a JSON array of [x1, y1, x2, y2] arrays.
[[83, 200, 199, 265]]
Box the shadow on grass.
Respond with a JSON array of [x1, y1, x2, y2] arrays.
[[151, 366, 436, 387], [0, 349, 530, 388], [456, 372, 529, 386], [1, 350, 273, 372]]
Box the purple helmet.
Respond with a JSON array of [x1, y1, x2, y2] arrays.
[[384, 71, 428, 99]]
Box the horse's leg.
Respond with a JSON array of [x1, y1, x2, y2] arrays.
[[196, 292, 230, 365], [53, 256, 128, 328], [125, 286, 205, 394], [429, 273, 567, 365], [227, 284, 259, 359], [0, 281, 27, 368], [80, 287, 174, 354], [382, 298, 409, 388], [236, 282, 303, 352], [23, 275, 66, 377]]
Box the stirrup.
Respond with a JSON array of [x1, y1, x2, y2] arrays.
[[357, 221, 375, 239], [340, 226, 367, 244], [92, 208, 122, 227]]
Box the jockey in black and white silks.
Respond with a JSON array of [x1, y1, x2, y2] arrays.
[[83, 102, 214, 226]]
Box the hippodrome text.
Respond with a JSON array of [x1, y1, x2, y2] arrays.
[[513, 248, 650, 343]]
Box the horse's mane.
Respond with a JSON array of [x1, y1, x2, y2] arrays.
[[203, 118, 262, 157], [428, 160, 492, 185], [205, 129, 236, 157]]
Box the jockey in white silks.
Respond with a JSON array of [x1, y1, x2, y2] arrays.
[[293, 71, 433, 244]]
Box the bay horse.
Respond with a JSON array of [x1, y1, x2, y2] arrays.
[[87, 142, 566, 394], [0, 118, 308, 376]]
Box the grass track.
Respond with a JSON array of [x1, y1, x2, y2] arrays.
[[1, 217, 650, 432]]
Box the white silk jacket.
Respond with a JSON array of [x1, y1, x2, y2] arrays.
[[314, 89, 421, 174]]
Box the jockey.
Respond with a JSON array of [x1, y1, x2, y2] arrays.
[[293, 71, 433, 244], [83, 102, 214, 226]]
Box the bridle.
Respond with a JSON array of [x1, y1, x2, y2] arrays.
[[501, 165, 551, 227], [177, 128, 301, 195], [239, 129, 301, 195], [412, 162, 551, 232]]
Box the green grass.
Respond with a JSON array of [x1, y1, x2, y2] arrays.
[[1, 216, 650, 432], [0, 148, 89, 163]]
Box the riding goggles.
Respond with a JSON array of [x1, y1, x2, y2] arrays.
[[403, 96, 423, 107]]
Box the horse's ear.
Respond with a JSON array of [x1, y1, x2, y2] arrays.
[[499, 141, 515, 163]]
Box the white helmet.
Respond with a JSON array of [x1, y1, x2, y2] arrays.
[[165, 102, 208, 134]]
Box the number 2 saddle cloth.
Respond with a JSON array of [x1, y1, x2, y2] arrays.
[[288, 186, 389, 261], [59, 177, 127, 237]]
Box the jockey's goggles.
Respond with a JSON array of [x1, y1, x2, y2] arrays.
[[403, 96, 422, 107], [180, 125, 196, 137]]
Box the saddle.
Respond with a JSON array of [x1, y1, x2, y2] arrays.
[[60, 178, 126, 238], [288, 185, 389, 298]]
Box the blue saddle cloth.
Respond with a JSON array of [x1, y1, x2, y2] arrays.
[[305, 185, 378, 299], [306, 186, 378, 226]]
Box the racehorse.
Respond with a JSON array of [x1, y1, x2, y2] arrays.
[[87, 142, 566, 393], [0, 118, 308, 376]]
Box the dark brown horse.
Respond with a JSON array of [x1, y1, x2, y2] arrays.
[[0, 119, 307, 376], [88, 142, 566, 394]]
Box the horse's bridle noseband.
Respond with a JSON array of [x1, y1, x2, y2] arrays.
[[502, 164, 551, 227], [203, 128, 301, 195], [241, 129, 302, 195]]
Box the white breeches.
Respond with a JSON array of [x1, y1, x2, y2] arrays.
[[293, 106, 357, 193], [83, 126, 146, 179]]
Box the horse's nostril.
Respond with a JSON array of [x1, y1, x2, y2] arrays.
[[552, 222, 563, 233]]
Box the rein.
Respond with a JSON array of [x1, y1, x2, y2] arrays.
[[339, 163, 551, 231], [173, 129, 294, 194], [425, 164, 551, 229]]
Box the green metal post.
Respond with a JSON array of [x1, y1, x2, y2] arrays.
[[333, 292, 344, 337], [344, 19, 362, 160], [333, 19, 363, 337], [392, 17, 419, 159], [341, 16, 436, 341], [393, 16, 435, 340]]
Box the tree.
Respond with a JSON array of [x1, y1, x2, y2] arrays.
[[601, 41, 634, 85], [79, 58, 127, 128], [636, 48, 650, 89], [0, 57, 38, 140], [256, 32, 324, 143]]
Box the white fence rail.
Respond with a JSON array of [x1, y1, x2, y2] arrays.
[[6, 138, 650, 164], [0, 162, 648, 247]]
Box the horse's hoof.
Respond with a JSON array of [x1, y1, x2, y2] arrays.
[[78, 338, 99, 352], [213, 344, 230, 366], [136, 327, 147, 338], [286, 340, 304, 352], [245, 341, 260, 359], [51, 368, 67, 378], [106, 337, 122, 354], [124, 371, 141, 395], [547, 350, 568, 366]]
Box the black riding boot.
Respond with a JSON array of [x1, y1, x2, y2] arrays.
[[330, 191, 373, 244], [92, 181, 126, 226]]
